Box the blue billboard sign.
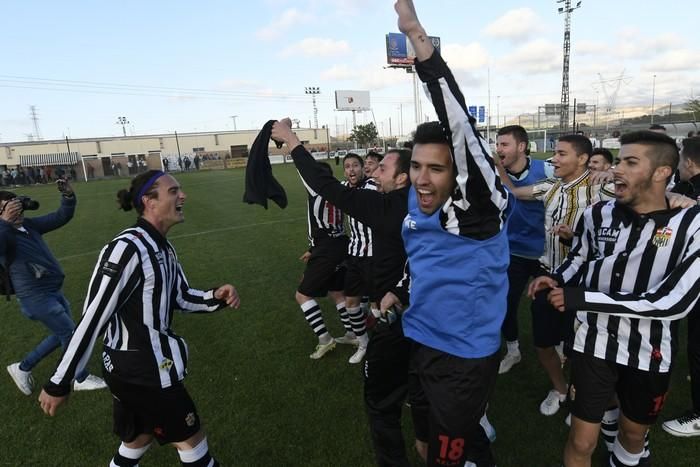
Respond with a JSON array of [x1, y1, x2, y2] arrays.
[[386, 32, 441, 66]]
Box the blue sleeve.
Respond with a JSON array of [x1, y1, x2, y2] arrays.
[[23, 195, 76, 235]]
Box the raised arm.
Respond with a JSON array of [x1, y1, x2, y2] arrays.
[[271, 120, 394, 231], [397, 0, 509, 237]]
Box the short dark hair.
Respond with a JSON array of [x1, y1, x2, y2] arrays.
[[649, 124, 666, 131], [497, 125, 530, 155], [343, 153, 363, 166], [619, 130, 679, 171], [558, 134, 593, 158], [365, 151, 383, 163], [413, 121, 449, 146], [117, 169, 165, 215], [681, 137, 700, 165], [591, 148, 614, 164], [497, 125, 529, 145], [385, 148, 412, 185]]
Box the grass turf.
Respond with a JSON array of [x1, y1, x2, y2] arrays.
[[0, 163, 696, 466]]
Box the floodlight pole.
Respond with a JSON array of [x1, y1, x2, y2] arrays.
[[557, 0, 582, 131], [305, 86, 320, 129], [116, 116, 129, 136]]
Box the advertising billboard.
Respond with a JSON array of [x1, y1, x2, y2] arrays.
[[335, 90, 371, 111], [385, 32, 441, 66]]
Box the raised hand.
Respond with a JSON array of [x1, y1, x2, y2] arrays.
[[394, 0, 422, 36]]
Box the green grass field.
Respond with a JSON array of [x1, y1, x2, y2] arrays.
[[1, 164, 697, 466]]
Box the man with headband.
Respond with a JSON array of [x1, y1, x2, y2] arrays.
[[39, 169, 241, 467]]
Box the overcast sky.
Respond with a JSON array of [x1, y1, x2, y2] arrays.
[[1, 0, 698, 142]]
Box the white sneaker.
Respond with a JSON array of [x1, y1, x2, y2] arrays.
[[480, 414, 496, 442], [335, 332, 359, 346], [498, 351, 521, 374], [7, 362, 34, 396], [565, 413, 571, 426], [540, 389, 566, 416], [310, 340, 336, 359], [348, 346, 367, 364], [73, 374, 107, 391], [662, 411, 700, 437]]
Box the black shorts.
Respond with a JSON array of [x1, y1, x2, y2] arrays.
[[104, 373, 201, 445], [408, 343, 499, 467], [344, 256, 374, 298], [569, 351, 671, 425], [297, 237, 347, 297]]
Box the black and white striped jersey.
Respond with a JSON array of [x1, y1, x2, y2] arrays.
[[555, 201, 700, 372], [45, 218, 226, 394], [415, 52, 510, 239], [343, 178, 376, 257], [301, 175, 345, 247]]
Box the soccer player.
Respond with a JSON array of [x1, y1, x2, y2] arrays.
[[364, 151, 383, 180], [340, 153, 374, 363], [588, 148, 614, 173], [530, 130, 700, 467], [38, 170, 240, 467], [496, 125, 553, 374], [272, 120, 414, 466], [500, 134, 615, 416], [387, 1, 510, 465], [1, 181, 106, 396], [295, 161, 353, 360]]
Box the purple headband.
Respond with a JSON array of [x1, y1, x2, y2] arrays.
[[135, 171, 165, 207]]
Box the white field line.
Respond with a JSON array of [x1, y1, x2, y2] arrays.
[[57, 216, 305, 261]]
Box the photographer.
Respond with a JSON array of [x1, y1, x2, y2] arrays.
[[1, 180, 106, 396]]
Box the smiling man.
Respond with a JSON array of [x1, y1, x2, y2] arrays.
[[502, 134, 615, 418], [389, 1, 511, 465], [339, 152, 375, 364], [529, 130, 700, 467], [38, 169, 240, 467], [496, 125, 554, 375]]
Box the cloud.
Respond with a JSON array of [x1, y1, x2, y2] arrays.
[[499, 39, 561, 74], [642, 49, 700, 72], [575, 40, 607, 56], [280, 37, 351, 58], [442, 42, 489, 72], [320, 64, 353, 81], [483, 8, 543, 41], [256, 8, 312, 41]]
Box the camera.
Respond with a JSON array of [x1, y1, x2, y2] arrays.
[[16, 196, 40, 211]]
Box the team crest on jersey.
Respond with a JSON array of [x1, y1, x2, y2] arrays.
[[154, 251, 165, 265], [159, 358, 173, 370], [652, 227, 673, 248], [596, 227, 620, 243], [185, 412, 196, 427]]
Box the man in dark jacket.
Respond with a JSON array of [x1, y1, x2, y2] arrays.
[[1, 182, 106, 396]]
